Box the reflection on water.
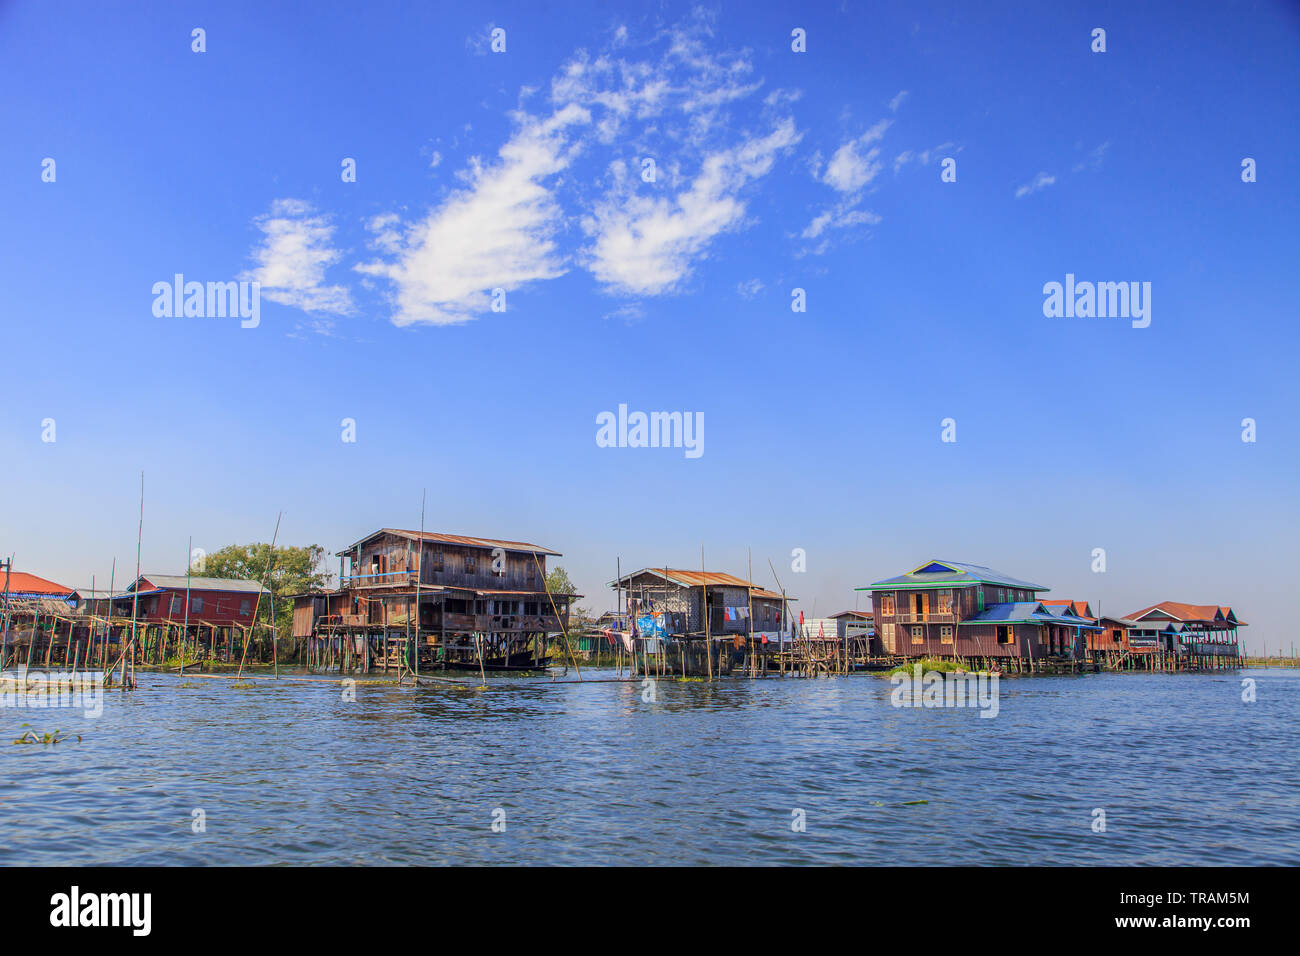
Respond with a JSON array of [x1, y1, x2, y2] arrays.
[[2, 668, 1298, 865]]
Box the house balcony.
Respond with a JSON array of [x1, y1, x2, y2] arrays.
[[892, 610, 957, 624], [343, 571, 417, 589]]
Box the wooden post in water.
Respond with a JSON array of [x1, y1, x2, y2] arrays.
[[0, 554, 12, 671], [701, 546, 712, 682], [238, 512, 281, 679]]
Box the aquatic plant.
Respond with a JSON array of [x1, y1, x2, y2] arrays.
[[881, 657, 967, 678], [11, 724, 81, 745]]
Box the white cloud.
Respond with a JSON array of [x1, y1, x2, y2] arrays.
[[737, 278, 764, 298], [894, 142, 956, 173], [801, 204, 882, 241], [357, 104, 590, 326], [1014, 171, 1056, 198], [350, 14, 799, 323], [888, 90, 909, 112], [243, 199, 351, 315], [1073, 141, 1110, 172], [821, 120, 891, 193], [582, 119, 800, 296], [798, 121, 895, 253]]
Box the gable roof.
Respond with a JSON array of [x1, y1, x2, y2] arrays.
[[1042, 600, 1094, 619], [0, 571, 77, 598], [337, 528, 560, 557], [829, 609, 872, 619], [963, 601, 1101, 629], [610, 567, 790, 602], [1124, 601, 1245, 626], [859, 560, 1048, 592], [135, 574, 268, 594]]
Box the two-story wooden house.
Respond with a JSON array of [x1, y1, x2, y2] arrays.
[[293, 528, 577, 671], [858, 560, 1100, 662], [608, 567, 791, 642]]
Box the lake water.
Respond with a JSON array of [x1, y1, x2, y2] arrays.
[[2, 667, 1298, 865]]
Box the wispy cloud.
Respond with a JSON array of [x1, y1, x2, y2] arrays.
[[893, 142, 957, 173], [820, 120, 890, 193], [583, 119, 801, 295], [1073, 141, 1111, 172], [888, 90, 909, 112], [799, 120, 892, 253], [737, 278, 764, 298], [1014, 171, 1056, 199], [356, 105, 589, 326], [243, 199, 352, 316], [360, 12, 796, 320]]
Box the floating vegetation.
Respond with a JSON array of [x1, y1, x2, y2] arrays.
[[881, 657, 967, 678], [11, 724, 81, 746]]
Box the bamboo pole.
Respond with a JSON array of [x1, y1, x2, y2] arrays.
[[533, 551, 580, 680], [238, 512, 281, 679], [0, 555, 12, 671], [701, 546, 712, 681], [179, 537, 193, 675]]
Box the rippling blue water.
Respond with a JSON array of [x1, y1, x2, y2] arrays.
[[2, 667, 1297, 865]]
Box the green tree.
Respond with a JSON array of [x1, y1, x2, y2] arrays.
[[544, 565, 577, 597], [200, 543, 328, 639], [544, 566, 590, 633]]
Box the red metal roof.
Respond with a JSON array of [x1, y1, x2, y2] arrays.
[[1042, 599, 1093, 617], [1124, 601, 1244, 625], [0, 571, 76, 596]]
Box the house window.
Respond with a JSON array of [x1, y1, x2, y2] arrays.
[[936, 590, 953, 614], [465, 554, 477, 573], [192, 597, 204, 613], [881, 623, 896, 652], [997, 589, 1005, 603], [879, 594, 895, 616], [940, 626, 954, 644], [996, 625, 1013, 645], [911, 626, 924, 645], [240, 599, 252, 615], [1112, 629, 1122, 644], [170, 595, 184, 614], [431, 550, 444, 571]]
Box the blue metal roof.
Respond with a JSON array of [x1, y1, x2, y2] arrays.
[[860, 560, 1048, 592], [962, 602, 1102, 629]]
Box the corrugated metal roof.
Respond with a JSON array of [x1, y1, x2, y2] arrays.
[[610, 567, 793, 602], [138, 574, 268, 594], [861, 560, 1048, 592], [1124, 601, 1244, 626], [962, 602, 1101, 629], [0, 571, 77, 597], [337, 528, 561, 557]]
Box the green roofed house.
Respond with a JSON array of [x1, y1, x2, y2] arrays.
[[856, 560, 1100, 661]]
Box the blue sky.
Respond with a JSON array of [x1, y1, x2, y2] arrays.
[[1, 1, 1297, 651]]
